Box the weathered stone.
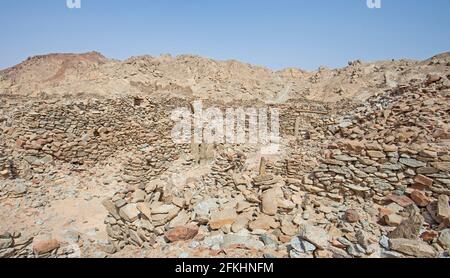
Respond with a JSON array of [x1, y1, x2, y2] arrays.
[[0, 238, 13, 249], [340, 140, 365, 152], [165, 225, 199, 242], [414, 175, 433, 187], [345, 209, 361, 223], [151, 204, 176, 215], [194, 198, 218, 220], [102, 199, 120, 219], [437, 195, 450, 220], [367, 150, 386, 159], [131, 189, 146, 203], [389, 207, 424, 240], [438, 229, 450, 248], [290, 237, 316, 253], [209, 209, 237, 230], [221, 234, 264, 250], [420, 230, 438, 242], [119, 204, 140, 222], [261, 189, 278, 216], [389, 238, 436, 258], [384, 214, 403, 227], [281, 218, 298, 236], [231, 216, 249, 233], [410, 190, 430, 207], [400, 158, 426, 168], [426, 74, 441, 84], [334, 155, 357, 162], [136, 203, 152, 220], [169, 210, 190, 228], [387, 194, 414, 207], [249, 214, 279, 231], [298, 223, 330, 250], [33, 239, 60, 255], [430, 162, 450, 172], [344, 184, 370, 193], [98, 240, 117, 254]]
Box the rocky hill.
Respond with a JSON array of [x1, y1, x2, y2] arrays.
[[1, 51, 449, 103], [0, 51, 449, 258]]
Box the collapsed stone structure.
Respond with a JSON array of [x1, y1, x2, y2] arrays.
[[0, 52, 449, 258], [97, 79, 449, 258]]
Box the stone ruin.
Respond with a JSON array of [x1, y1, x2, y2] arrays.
[[1, 76, 449, 258]]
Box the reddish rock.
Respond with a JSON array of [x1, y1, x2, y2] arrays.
[[249, 214, 279, 231], [33, 239, 60, 255], [410, 190, 431, 207], [0, 170, 8, 178], [414, 175, 434, 187], [420, 230, 439, 242], [278, 235, 291, 244], [340, 140, 365, 153], [165, 225, 199, 242], [426, 74, 441, 84], [331, 239, 346, 249], [345, 209, 361, 223], [315, 250, 333, 258], [15, 139, 25, 148], [378, 207, 394, 218], [387, 194, 415, 207]]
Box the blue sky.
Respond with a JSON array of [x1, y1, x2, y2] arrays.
[[0, 0, 449, 70]]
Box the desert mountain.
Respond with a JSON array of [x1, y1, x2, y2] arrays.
[[1, 51, 449, 103]]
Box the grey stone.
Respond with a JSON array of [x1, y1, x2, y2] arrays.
[[379, 235, 390, 250], [0, 238, 13, 249], [119, 204, 140, 222], [298, 223, 330, 249], [438, 229, 450, 249], [390, 238, 437, 258], [399, 158, 426, 168]]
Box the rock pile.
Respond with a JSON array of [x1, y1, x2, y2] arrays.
[[99, 80, 450, 258], [0, 231, 79, 258], [0, 231, 34, 258], [1, 52, 449, 258]]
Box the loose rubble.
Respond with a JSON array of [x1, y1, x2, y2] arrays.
[[1, 52, 449, 258]]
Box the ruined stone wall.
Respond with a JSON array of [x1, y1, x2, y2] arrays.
[[0, 96, 192, 179]]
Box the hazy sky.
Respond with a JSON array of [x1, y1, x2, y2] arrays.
[[0, 0, 449, 70]]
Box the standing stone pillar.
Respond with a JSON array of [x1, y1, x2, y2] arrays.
[[259, 157, 267, 176]]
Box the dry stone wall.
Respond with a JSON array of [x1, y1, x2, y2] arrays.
[[0, 96, 192, 180]]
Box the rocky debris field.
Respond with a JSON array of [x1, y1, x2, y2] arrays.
[[0, 52, 449, 258]]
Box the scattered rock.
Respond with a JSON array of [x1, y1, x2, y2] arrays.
[[298, 223, 330, 250], [119, 204, 140, 222], [410, 190, 431, 207], [165, 225, 199, 242], [345, 209, 361, 223], [389, 206, 424, 240], [33, 239, 60, 255], [438, 229, 450, 249], [390, 238, 437, 258], [209, 209, 238, 230]]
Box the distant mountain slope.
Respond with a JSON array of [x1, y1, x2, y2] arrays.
[[1, 51, 449, 103]]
